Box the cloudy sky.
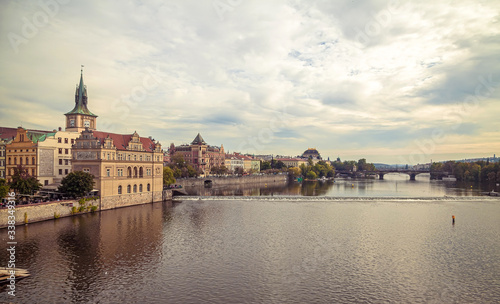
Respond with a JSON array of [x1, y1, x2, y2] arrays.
[[1, 0, 499, 164]]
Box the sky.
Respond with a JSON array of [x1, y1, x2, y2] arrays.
[[1, 0, 499, 164]]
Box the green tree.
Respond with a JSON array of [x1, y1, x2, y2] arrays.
[[288, 167, 301, 179], [306, 171, 317, 180], [261, 161, 271, 171], [275, 160, 286, 170], [0, 178, 9, 199], [163, 167, 176, 186], [9, 165, 41, 195], [58, 171, 94, 198]]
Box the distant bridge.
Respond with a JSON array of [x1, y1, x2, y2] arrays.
[[336, 169, 447, 180]]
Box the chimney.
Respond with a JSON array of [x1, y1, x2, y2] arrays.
[[58, 127, 62, 131]]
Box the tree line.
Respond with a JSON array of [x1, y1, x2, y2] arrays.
[[431, 160, 500, 183]]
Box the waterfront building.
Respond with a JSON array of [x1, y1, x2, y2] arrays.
[[5, 127, 53, 182], [0, 127, 18, 179], [169, 134, 225, 175], [72, 129, 164, 209], [276, 157, 307, 168], [225, 153, 244, 173], [301, 148, 322, 161]]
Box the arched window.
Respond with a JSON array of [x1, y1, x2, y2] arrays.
[[140, 155, 143, 161], [133, 184, 137, 193], [127, 167, 132, 178], [14, 157, 17, 165], [147, 183, 150, 192], [32, 157, 35, 165], [134, 155, 137, 161], [19, 158, 22, 165], [26, 157, 29, 165], [127, 185, 131, 193], [134, 167, 138, 178], [118, 185, 122, 194], [139, 184, 143, 192], [139, 167, 143, 178], [8, 157, 11, 165]]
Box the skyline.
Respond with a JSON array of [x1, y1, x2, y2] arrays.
[[1, 0, 499, 164]]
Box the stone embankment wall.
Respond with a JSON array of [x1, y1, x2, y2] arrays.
[[0, 190, 173, 228], [176, 174, 289, 188], [0, 200, 82, 228]]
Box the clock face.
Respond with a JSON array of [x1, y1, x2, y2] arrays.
[[70, 119, 75, 127], [84, 120, 90, 127]]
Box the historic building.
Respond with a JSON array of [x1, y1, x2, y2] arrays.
[[72, 129, 164, 209], [169, 133, 225, 175], [301, 148, 322, 162], [276, 158, 308, 168], [5, 127, 53, 182], [225, 154, 244, 173], [0, 127, 18, 179], [65, 68, 98, 132]]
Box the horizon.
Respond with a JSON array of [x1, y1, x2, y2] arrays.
[[1, 0, 499, 164]]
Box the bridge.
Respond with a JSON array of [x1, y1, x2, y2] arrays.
[[336, 169, 444, 180]]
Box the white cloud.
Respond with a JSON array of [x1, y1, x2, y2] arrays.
[[1, 0, 499, 164]]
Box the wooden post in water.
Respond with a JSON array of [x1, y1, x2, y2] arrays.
[[452, 215, 455, 225]]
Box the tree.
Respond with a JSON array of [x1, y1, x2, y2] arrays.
[[9, 165, 41, 195], [288, 167, 301, 179], [275, 161, 286, 170], [163, 167, 176, 186], [0, 178, 9, 199], [58, 171, 94, 198], [306, 171, 317, 180], [261, 161, 271, 171], [234, 167, 245, 175]]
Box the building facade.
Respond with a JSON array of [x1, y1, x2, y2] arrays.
[[5, 127, 53, 182], [277, 158, 308, 168], [72, 129, 164, 209], [170, 133, 225, 175]]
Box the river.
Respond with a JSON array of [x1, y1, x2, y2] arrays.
[[0, 176, 499, 303]]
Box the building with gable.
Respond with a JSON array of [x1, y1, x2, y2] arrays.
[[169, 133, 225, 176], [72, 129, 164, 209]]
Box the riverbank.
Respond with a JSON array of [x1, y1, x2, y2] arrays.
[[0, 190, 173, 228], [175, 174, 289, 188]]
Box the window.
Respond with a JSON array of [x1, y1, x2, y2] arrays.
[[58, 138, 62, 143], [133, 185, 137, 193], [8, 157, 11, 165], [83, 168, 90, 173], [44, 180, 49, 186], [64, 138, 68, 144], [59, 148, 62, 154], [118, 185, 122, 194], [31, 169, 35, 176], [147, 168, 151, 176], [26, 157, 29, 164], [65, 149, 68, 154], [32, 157, 35, 165], [134, 155, 137, 161], [107, 154, 110, 160], [117, 169, 123, 176], [14, 157, 17, 165], [71, 139, 75, 144], [20, 158, 22, 165], [127, 167, 131, 178], [65, 169, 69, 175], [147, 183, 150, 191], [140, 155, 143, 161], [106, 169, 110, 177], [59, 159, 63, 165], [139, 167, 143, 178], [139, 184, 143, 192], [59, 169, 63, 175], [65, 159, 69, 165], [127, 185, 131, 193]]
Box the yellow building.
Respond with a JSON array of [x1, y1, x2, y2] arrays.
[[277, 158, 308, 168], [72, 129, 164, 210]]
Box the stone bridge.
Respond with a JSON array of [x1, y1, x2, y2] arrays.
[[337, 169, 443, 180]]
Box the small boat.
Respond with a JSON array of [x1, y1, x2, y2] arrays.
[[0, 267, 30, 284]]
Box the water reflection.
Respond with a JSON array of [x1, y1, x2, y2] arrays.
[[184, 173, 494, 197]]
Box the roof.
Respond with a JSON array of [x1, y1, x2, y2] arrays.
[[65, 70, 97, 117], [29, 132, 56, 143], [277, 158, 305, 162], [191, 133, 206, 145], [92, 131, 158, 152], [0, 127, 18, 140]]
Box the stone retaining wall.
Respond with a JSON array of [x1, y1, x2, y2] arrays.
[[1, 190, 173, 228], [176, 174, 289, 187]]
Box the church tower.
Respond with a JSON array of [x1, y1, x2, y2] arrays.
[[65, 66, 98, 132]]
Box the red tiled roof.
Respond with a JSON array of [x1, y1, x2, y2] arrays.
[[92, 131, 157, 152], [0, 127, 19, 140]]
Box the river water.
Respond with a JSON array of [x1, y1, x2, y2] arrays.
[[1, 176, 499, 303]]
